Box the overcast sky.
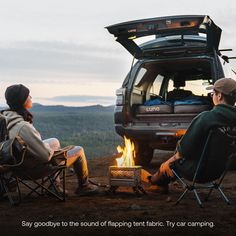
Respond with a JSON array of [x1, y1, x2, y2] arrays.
[[0, 0, 236, 106]]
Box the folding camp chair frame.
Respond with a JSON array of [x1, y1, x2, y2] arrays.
[[0, 160, 67, 206], [172, 128, 236, 207], [0, 172, 21, 206]]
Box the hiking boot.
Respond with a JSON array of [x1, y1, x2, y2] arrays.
[[75, 184, 100, 196], [147, 185, 169, 194]]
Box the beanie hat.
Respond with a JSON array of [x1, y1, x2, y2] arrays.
[[5, 84, 30, 109]]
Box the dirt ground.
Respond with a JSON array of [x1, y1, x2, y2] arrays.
[[0, 150, 236, 236]]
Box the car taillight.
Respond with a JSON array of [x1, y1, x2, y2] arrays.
[[116, 95, 124, 105], [116, 88, 126, 106]]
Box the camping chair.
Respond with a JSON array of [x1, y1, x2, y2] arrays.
[[171, 126, 236, 207], [0, 151, 67, 206]]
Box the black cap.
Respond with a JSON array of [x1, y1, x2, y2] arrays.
[[5, 84, 30, 109]]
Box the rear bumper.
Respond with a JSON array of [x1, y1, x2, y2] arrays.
[[115, 124, 187, 150]]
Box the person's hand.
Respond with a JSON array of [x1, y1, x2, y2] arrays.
[[141, 169, 152, 183], [159, 161, 174, 177]]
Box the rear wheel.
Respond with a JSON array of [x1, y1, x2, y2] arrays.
[[134, 141, 153, 166]]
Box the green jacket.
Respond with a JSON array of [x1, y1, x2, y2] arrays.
[[175, 104, 236, 178]]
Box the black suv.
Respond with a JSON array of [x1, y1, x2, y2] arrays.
[[106, 15, 230, 165]]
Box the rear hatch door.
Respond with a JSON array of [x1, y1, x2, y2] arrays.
[[106, 15, 222, 59]]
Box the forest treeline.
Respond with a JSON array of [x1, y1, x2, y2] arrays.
[[31, 104, 123, 159]]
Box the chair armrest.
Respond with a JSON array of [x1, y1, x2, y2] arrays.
[[49, 145, 74, 166]]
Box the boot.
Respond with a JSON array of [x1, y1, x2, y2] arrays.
[[75, 183, 100, 196]]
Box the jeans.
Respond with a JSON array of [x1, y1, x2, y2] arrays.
[[43, 138, 89, 188]]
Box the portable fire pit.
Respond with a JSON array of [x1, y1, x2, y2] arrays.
[[108, 136, 146, 195], [108, 165, 146, 195]]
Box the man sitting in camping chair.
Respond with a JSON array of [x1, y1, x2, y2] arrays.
[[143, 78, 236, 196]]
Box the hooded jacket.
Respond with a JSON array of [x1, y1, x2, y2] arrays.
[[3, 110, 54, 167], [174, 104, 236, 178]]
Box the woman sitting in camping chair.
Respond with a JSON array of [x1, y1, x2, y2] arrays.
[[2, 84, 99, 196]]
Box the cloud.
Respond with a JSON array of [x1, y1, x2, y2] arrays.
[[0, 41, 131, 83], [36, 95, 116, 106], [47, 95, 115, 103]]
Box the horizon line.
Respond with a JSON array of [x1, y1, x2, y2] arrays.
[[0, 102, 115, 109]]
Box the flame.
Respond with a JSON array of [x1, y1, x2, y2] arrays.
[[116, 136, 135, 167]]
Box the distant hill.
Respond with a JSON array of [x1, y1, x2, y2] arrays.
[[32, 104, 121, 159], [0, 103, 121, 159], [31, 103, 115, 112], [1, 103, 115, 113]]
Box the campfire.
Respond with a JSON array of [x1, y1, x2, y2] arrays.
[[116, 136, 135, 167], [108, 136, 146, 195]]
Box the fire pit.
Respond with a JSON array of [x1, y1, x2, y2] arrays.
[[108, 137, 146, 195], [108, 165, 146, 194]]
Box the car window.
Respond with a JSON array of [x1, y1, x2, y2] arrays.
[[150, 74, 164, 96], [168, 79, 210, 96], [134, 67, 147, 87]]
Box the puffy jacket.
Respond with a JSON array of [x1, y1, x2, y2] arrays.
[[3, 110, 54, 166]]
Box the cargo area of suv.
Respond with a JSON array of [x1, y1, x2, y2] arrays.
[[106, 15, 228, 165], [131, 58, 213, 116], [128, 57, 214, 152]]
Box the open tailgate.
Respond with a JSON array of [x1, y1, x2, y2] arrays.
[[106, 15, 222, 58]]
